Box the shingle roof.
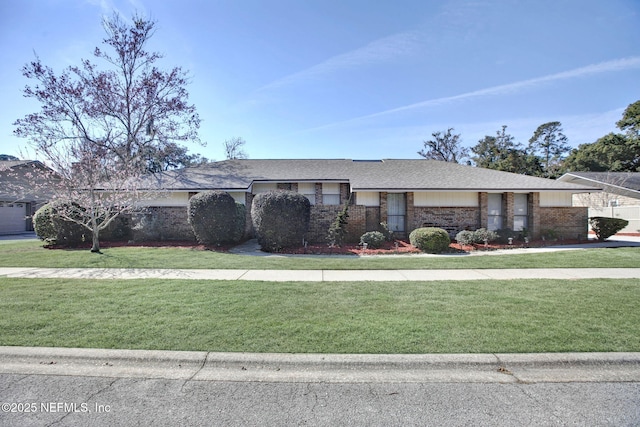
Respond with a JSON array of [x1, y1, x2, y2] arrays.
[[559, 172, 640, 198], [145, 159, 599, 193], [0, 160, 53, 201]]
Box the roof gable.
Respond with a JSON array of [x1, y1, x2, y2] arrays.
[[559, 172, 640, 198]]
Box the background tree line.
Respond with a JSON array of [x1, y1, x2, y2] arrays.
[[418, 100, 640, 177]]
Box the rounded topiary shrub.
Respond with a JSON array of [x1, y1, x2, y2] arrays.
[[34, 201, 87, 246], [188, 191, 245, 245], [589, 216, 629, 241], [33, 203, 57, 242], [251, 190, 310, 252], [409, 227, 451, 254], [360, 231, 386, 249]]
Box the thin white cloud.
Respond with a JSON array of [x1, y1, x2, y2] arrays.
[[310, 56, 640, 130], [256, 30, 426, 93]]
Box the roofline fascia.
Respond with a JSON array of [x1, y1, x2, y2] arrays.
[[561, 173, 640, 196], [351, 188, 601, 193]]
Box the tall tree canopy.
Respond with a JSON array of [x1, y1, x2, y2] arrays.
[[12, 14, 202, 252], [418, 128, 469, 163], [14, 13, 202, 173], [528, 121, 570, 178], [616, 99, 640, 139], [564, 100, 640, 172], [471, 125, 541, 175]]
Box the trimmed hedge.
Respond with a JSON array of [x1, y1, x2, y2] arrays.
[[188, 191, 245, 245], [251, 190, 310, 252], [359, 231, 386, 249], [32, 203, 57, 242], [409, 227, 451, 254], [33, 202, 87, 246], [589, 216, 629, 241]]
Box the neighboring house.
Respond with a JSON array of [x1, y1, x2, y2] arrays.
[[135, 159, 600, 243], [558, 172, 640, 234], [0, 160, 52, 235]]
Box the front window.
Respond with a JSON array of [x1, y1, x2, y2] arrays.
[[514, 193, 528, 231], [298, 183, 316, 205], [387, 193, 406, 232], [322, 183, 340, 205], [487, 193, 503, 231]]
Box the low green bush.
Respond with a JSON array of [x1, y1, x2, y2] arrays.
[[188, 191, 245, 245], [359, 231, 386, 249], [409, 227, 451, 254], [455, 230, 475, 246], [456, 228, 499, 246], [474, 228, 499, 244], [252, 190, 310, 252], [589, 216, 629, 241]]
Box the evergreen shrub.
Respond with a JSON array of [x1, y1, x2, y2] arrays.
[[589, 216, 628, 241], [251, 190, 310, 252], [188, 191, 245, 245], [359, 231, 386, 249], [409, 227, 451, 253]]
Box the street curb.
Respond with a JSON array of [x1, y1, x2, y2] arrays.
[[1, 347, 639, 384]]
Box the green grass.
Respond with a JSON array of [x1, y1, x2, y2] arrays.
[[0, 240, 639, 270], [1, 278, 638, 353]]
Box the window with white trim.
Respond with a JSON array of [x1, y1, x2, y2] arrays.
[[322, 183, 340, 205], [513, 193, 528, 231], [487, 193, 503, 231], [298, 183, 316, 205]]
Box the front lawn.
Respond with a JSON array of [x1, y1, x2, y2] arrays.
[[0, 240, 639, 270], [1, 278, 638, 353]]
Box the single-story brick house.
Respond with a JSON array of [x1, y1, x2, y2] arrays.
[[0, 160, 52, 235], [134, 159, 600, 243]]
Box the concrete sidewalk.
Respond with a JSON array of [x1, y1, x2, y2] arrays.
[[1, 346, 639, 384], [2, 266, 640, 281]]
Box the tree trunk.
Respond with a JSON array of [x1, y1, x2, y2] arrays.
[[90, 211, 101, 253], [91, 228, 101, 253]]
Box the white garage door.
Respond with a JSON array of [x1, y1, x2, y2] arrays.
[[0, 202, 27, 234]]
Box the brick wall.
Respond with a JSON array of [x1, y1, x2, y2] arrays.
[[307, 204, 366, 243], [411, 207, 480, 237], [539, 207, 589, 240]]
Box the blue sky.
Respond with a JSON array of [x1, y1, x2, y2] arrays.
[[1, 0, 639, 162]]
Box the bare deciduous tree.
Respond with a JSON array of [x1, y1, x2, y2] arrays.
[[224, 137, 248, 160], [418, 128, 469, 163], [12, 14, 201, 252]]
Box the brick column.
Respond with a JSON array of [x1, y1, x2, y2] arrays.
[[406, 192, 415, 233], [504, 192, 514, 230], [315, 183, 322, 205], [340, 183, 351, 204], [530, 192, 541, 239], [380, 192, 388, 225], [479, 192, 488, 229]]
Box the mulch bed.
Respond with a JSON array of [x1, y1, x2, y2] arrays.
[[44, 233, 637, 255]]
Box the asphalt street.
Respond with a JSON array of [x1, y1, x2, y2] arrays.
[[1, 234, 639, 426], [1, 348, 640, 426], [2, 373, 639, 426]]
